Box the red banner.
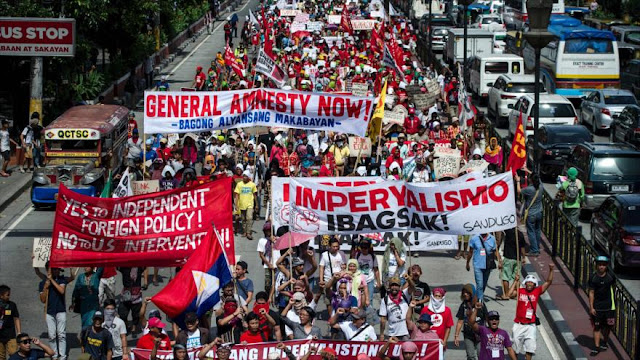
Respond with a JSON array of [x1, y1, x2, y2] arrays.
[[0, 17, 76, 56], [50, 177, 235, 267], [130, 339, 442, 360], [507, 111, 527, 173]]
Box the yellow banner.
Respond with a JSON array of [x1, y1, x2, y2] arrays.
[[368, 79, 387, 142]]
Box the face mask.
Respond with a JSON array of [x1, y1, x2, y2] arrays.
[[104, 309, 116, 326]]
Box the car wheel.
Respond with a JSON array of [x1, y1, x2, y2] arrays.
[[609, 125, 615, 143]]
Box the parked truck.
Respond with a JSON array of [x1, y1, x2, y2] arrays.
[[445, 28, 494, 66]]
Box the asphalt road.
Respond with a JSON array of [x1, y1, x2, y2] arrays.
[[0, 8, 568, 358], [478, 103, 640, 300]]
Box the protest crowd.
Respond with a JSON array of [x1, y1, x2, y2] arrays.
[[0, 1, 617, 360]]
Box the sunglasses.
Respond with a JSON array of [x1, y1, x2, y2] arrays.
[[294, 299, 302, 303], [20, 339, 31, 345]]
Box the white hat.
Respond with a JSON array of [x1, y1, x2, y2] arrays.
[[389, 162, 401, 172], [522, 274, 539, 287], [236, 163, 244, 171], [162, 165, 176, 177], [242, 170, 251, 177], [472, 148, 483, 157]]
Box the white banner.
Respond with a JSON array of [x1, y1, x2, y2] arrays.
[[271, 176, 384, 230], [290, 21, 307, 33], [327, 15, 342, 24], [306, 21, 324, 32], [294, 13, 310, 23], [280, 9, 301, 16], [326, 231, 458, 252], [113, 168, 133, 198], [351, 19, 377, 31], [144, 89, 373, 136], [256, 49, 288, 88], [288, 173, 517, 235]]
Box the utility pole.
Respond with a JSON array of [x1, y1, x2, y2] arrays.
[[29, 57, 43, 125]]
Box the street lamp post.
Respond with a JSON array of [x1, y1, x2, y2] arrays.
[[523, 0, 554, 174], [427, 0, 433, 67], [459, 0, 473, 86]]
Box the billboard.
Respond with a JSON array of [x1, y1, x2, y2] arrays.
[[0, 17, 76, 57]]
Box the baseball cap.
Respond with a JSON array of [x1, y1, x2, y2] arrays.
[[93, 311, 104, 320], [185, 312, 198, 323], [389, 277, 401, 286], [292, 257, 305, 266], [417, 313, 433, 324], [292, 292, 305, 301], [522, 274, 539, 287], [148, 317, 166, 329], [487, 311, 500, 319], [242, 170, 251, 177], [401, 341, 418, 353], [148, 309, 161, 320], [596, 255, 609, 263]]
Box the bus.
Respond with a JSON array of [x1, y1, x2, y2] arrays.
[[522, 15, 620, 99], [503, 0, 565, 30]]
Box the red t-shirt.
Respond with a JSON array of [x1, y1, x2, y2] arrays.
[[195, 72, 206, 88], [404, 116, 420, 134], [136, 333, 171, 350], [514, 287, 542, 324], [240, 330, 267, 344], [421, 307, 454, 341]]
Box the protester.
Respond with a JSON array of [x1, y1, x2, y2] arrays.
[[0, 285, 20, 360], [559, 167, 584, 225], [516, 173, 542, 256], [588, 256, 615, 356], [71, 267, 103, 329], [136, 317, 171, 351], [497, 228, 526, 300], [38, 263, 67, 360], [379, 277, 411, 340], [234, 170, 257, 239], [468, 306, 517, 360], [454, 284, 486, 359], [101, 299, 127, 360], [467, 234, 499, 302], [234, 261, 254, 304], [175, 312, 213, 349], [406, 304, 440, 342], [420, 288, 454, 346], [328, 308, 377, 341], [8, 334, 54, 360], [80, 311, 114, 360]]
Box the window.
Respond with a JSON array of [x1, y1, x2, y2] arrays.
[[511, 62, 522, 74], [563, 39, 614, 54], [534, 103, 576, 117], [603, 95, 637, 105], [506, 82, 544, 93], [592, 93, 601, 103], [593, 156, 640, 177], [548, 129, 592, 144], [46, 140, 99, 151], [625, 31, 640, 45], [485, 62, 509, 73]]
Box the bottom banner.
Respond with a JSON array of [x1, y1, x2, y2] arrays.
[[131, 339, 442, 360], [323, 231, 458, 252]]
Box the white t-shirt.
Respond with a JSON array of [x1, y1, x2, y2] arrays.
[[186, 329, 202, 348], [379, 289, 410, 337], [284, 300, 318, 337], [386, 253, 407, 278], [257, 237, 281, 269], [339, 321, 378, 341], [103, 317, 127, 357], [21, 126, 33, 145], [0, 129, 10, 152], [319, 251, 347, 281]]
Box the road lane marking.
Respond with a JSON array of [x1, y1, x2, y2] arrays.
[[169, 0, 253, 77], [0, 206, 34, 242], [540, 318, 562, 360]]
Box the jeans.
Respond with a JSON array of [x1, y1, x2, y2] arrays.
[[46, 312, 67, 360], [473, 267, 491, 302], [33, 144, 42, 167], [464, 337, 479, 360], [526, 212, 542, 254], [367, 280, 375, 304]]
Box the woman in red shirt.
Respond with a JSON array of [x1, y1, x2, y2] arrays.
[[240, 311, 276, 344]]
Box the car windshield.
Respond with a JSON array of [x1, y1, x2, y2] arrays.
[[625, 31, 640, 45], [482, 17, 502, 24], [548, 130, 591, 143], [506, 82, 545, 93], [535, 103, 576, 117], [434, 29, 448, 36], [593, 156, 640, 178], [603, 95, 637, 105], [46, 140, 99, 151]]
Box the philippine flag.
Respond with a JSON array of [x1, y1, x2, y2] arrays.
[[151, 230, 232, 327]]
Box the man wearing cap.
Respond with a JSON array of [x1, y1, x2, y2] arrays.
[[329, 136, 350, 176], [234, 169, 257, 239], [192, 66, 207, 91], [379, 276, 411, 340], [354, 237, 381, 305], [406, 304, 440, 341], [136, 317, 171, 351], [588, 256, 615, 356], [508, 264, 554, 360], [329, 308, 377, 341], [469, 305, 517, 360], [377, 338, 420, 360], [175, 312, 213, 349], [198, 338, 231, 360], [80, 311, 114, 360], [559, 167, 584, 225], [234, 261, 254, 304]]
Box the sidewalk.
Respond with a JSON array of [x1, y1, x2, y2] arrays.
[[527, 233, 631, 360], [0, 156, 33, 211]]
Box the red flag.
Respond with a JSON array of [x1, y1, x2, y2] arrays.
[[507, 111, 527, 173], [225, 44, 245, 78], [341, 8, 353, 35]]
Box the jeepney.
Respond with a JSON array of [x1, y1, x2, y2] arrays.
[[31, 105, 129, 206]]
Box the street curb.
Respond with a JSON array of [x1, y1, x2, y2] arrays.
[[0, 176, 31, 213], [521, 262, 588, 360]]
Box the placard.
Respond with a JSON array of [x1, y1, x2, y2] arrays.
[[327, 15, 342, 24], [413, 93, 434, 110], [433, 147, 462, 179], [32, 237, 52, 267], [350, 82, 369, 96], [132, 180, 160, 195], [290, 22, 306, 33], [348, 136, 372, 157], [351, 19, 377, 30], [306, 22, 324, 32], [280, 9, 301, 16], [460, 159, 490, 174], [406, 85, 422, 95], [294, 13, 310, 23]]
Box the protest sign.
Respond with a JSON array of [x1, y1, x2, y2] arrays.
[[50, 177, 235, 267], [306, 21, 324, 32], [322, 36, 343, 47], [426, 79, 440, 96], [131, 339, 441, 360], [294, 13, 310, 23], [406, 85, 422, 95], [290, 21, 306, 33], [32, 237, 52, 267], [132, 180, 160, 195], [351, 19, 377, 30], [382, 108, 405, 131], [280, 9, 300, 16], [350, 82, 369, 96], [348, 136, 372, 157], [144, 88, 373, 137], [413, 93, 434, 110], [288, 173, 516, 235], [255, 49, 288, 88], [327, 15, 342, 24], [271, 176, 384, 230], [433, 147, 462, 179], [460, 159, 490, 174], [326, 231, 457, 252]]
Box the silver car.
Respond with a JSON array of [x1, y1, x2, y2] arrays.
[[580, 89, 638, 133]]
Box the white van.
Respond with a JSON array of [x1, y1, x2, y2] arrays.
[[468, 54, 524, 104]]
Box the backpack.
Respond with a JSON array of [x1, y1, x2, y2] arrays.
[[565, 180, 580, 203]]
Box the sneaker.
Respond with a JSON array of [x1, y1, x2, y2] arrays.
[[599, 344, 608, 351], [590, 348, 600, 356], [19, 168, 25, 173]]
